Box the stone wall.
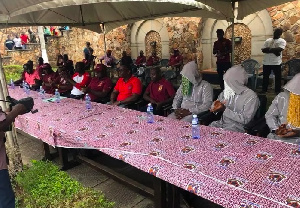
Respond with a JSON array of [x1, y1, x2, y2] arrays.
[[267, 1, 300, 62], [163, 17, 202, 66]]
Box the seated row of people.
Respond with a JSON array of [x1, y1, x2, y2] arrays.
[[99, 49, 183, 69], [15, 58, 299, 142]]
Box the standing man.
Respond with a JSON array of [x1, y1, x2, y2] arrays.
[[0, 98, 34, 208], [261, 28, 286, 94], [213, 29, 232, 90], [20, 32, 29, 49]]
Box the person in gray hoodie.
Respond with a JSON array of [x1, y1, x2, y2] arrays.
[[265, 73, 300, 143], [209, 65, 260, 132], [168, 60, 213, 123]]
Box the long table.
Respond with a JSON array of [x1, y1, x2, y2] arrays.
[[9, 87, 300, 208]]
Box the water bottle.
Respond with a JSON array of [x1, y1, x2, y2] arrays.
[[147, 103, 154, 123], [24, 82, 30, 95], [22, 80, 26, 92], [54, 89, 60, 103], [85, 94, 92, 110], [192, 114, 200, 139], [39, 86, 45, 99], [10, 79, 15, 89]]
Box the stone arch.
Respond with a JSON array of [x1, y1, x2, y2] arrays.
[[130, 19, 169, 59], [145, 31, 162, 58], [202, 9, 273, 69]]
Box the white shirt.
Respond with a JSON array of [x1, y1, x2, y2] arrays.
[[262, 38, 286, 65], [71, 74, 84, 95], [13, 37, 22, 48]]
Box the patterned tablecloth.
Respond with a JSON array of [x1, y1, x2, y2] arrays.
[[9, 87, 300, 208]]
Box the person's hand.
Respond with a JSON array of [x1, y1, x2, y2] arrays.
[[13, 104, 27, 115], [112, 101, 119, 106], [210, 100, 226, 113], [81, 87, 88, 93], [278, 128, 298, 138], [262, 48, 270, 53], [275, 124, 287, 135], [175, 108, 191, 120], [274, 52, 281, 56]]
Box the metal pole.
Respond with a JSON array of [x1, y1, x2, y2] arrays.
[[102, 23, 107, 52], [231, 1, 235, 65]]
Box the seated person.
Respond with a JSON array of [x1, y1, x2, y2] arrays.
[[99, 50, 117, 67], [64, 62, 91, 99], [135, 50, 146, 67], [120, 51, 133, 67], [143, 67, 175, 115], [41, 63, 58, 94], [146, 52, 160, 66], [168, 49, 183, 71], [62, 54, 74, 75], [52, 66, 73, 97], [14, 61, 40, 89], [56, 54, 63, 67], [168, 60, 213, 123], [82, 64, 112, 103], [5, 35, 14, 50], [110, 65, 142, 106], [35, 57, 44, 79], [209, 65, 259, 133], [265, 73, 300, 143]]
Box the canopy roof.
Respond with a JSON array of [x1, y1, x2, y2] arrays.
[[197, 0, 294, 19], [0, 0, 223, 33]]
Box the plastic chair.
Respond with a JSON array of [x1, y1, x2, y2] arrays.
[[282, 58, 300, 83], [242, 59, 260, 90], [160, 59, 169, 68], [162, 70, 177, 81]]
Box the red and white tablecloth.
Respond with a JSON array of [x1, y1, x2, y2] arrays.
[[9, 87, 300, 208]]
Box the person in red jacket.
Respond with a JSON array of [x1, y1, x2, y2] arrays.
[[41, 63, 58, 94], [135, 50, 146, 67], [53, 66, 73, 97], [65, 62, 91, 99], [82, 64, 112, 103], [146, 51, 160, 66]]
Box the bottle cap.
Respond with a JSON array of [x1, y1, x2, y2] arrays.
[[193, 114, 197, 118], [148, 103, 151, 106]]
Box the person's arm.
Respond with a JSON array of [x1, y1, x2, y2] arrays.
[[190, 83, 214, 115], [213, 41, 217, 55], [120, 78, 142, 105], [261, 40, 271, 53], [143, 84, 156, 104], [110, 89, 119, 104], [0, 104, 26, 131], [224, 94, 260, 125], [265, 95, 282, 131], [172, 85, 183, 110]]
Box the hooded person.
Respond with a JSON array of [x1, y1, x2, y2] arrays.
[[168, 60, 213, 123], [265, 73, 300, 143], [209, 65, 260, 132]]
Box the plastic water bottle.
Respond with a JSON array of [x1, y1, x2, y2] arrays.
[[22, 81, 26, 92], [147, 103, 154, 123], [24, 82, 30, 95], [39, 86, 45, 99], [54, 89, 60, 103], [85, 94, 92, 110], [10, 79, 15, 89], [192, 114, 200, 139]]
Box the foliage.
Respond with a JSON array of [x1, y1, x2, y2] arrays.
[[15, 160, 114, 208], [3, 65, 23, 82]]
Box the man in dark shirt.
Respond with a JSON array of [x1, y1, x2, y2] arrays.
[[168, 49, 183, 70], [135, 50, 146, 66], [120, 51, 133, 67], [5, 36, 14, 50], [213, 29, 232, 90], [143, 67, 175, 115], [146, 52, 160, 66]]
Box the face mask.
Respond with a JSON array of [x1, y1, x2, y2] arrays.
[[181, 76, 193, 96]]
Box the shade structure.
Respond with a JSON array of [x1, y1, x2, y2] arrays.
[[196, 0, 294, 19], [0, 0, 224, 33]]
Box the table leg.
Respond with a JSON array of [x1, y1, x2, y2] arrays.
[[153, 177, 167, 208], [43, 142, 52, 160], [58, 147, 80, 171], [167, 183, 180, 208]]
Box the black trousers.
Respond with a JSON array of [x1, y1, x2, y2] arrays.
[[262, 65, 282, 93], [216, 62, 231, 90]]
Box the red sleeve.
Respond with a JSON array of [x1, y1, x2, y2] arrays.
[[131, 77, 142, 95], [164, 80, 176, 97], [103, 78, 112, 92], [75, 72, 91, 89], [114, 79, 121, 92]]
